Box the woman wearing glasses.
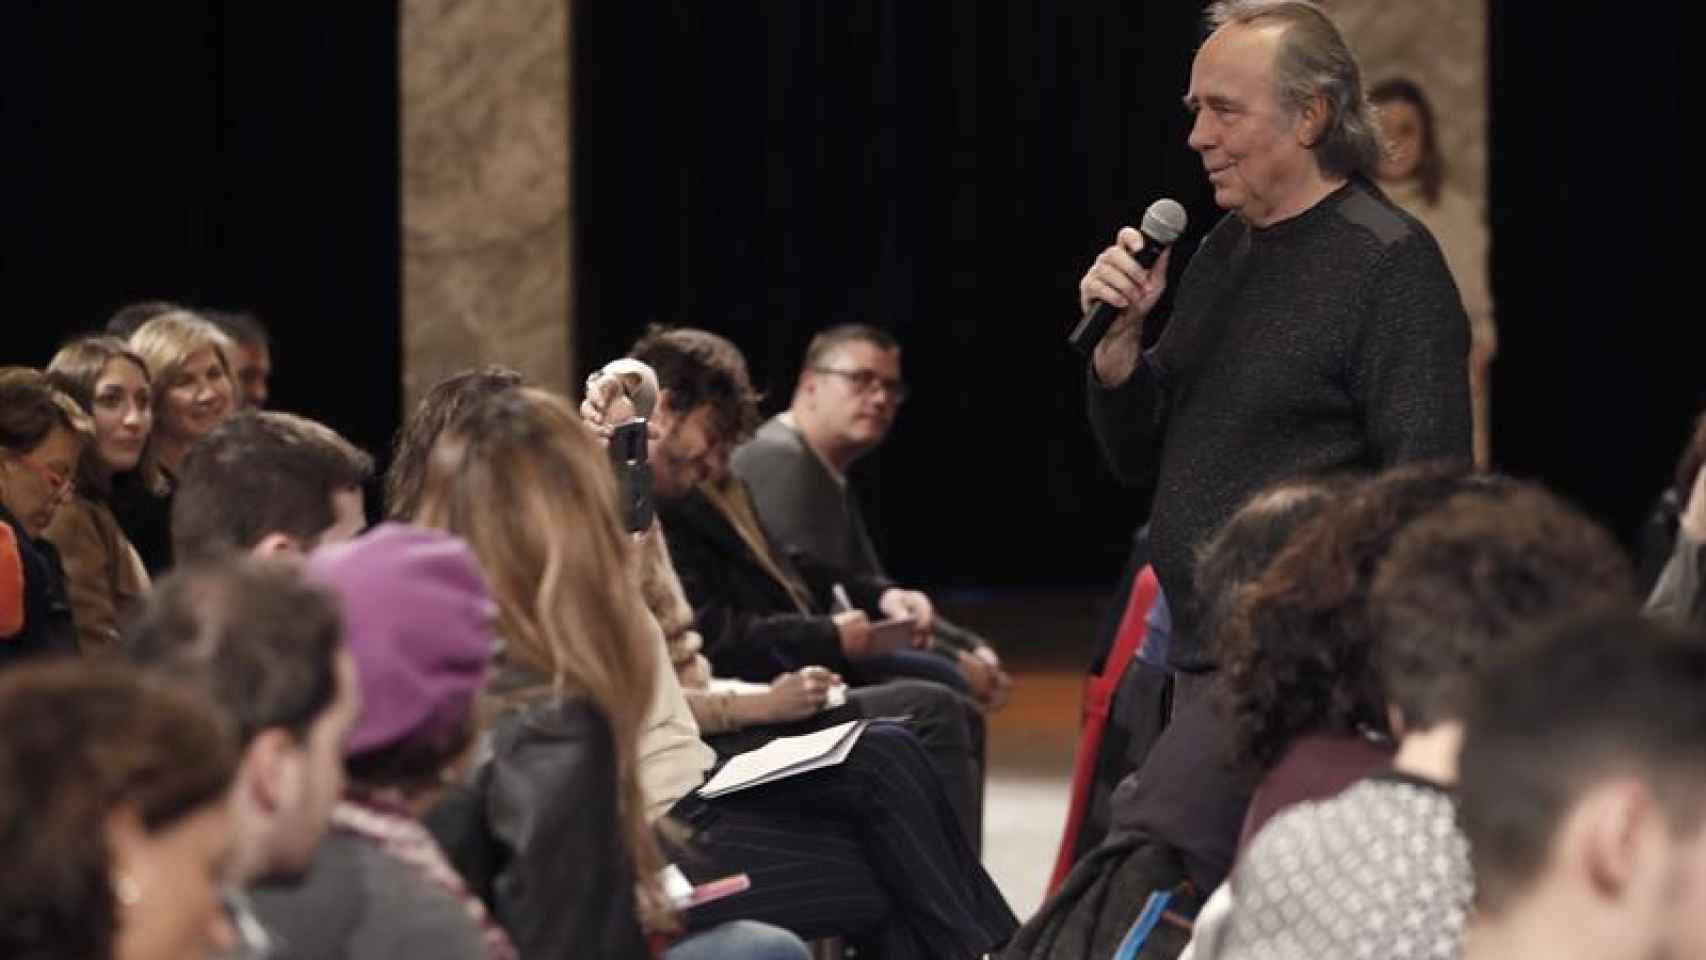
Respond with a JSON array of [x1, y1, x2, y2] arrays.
[[43, 337, 154, 653], [0, 367, 92, 668]]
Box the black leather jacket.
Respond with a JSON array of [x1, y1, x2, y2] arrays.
[[426, 672, 649, 960]]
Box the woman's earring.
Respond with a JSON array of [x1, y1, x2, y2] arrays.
[[113, 872, 143, 906]]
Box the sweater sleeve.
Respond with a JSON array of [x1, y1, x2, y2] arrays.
[[1350, 235, 1474, 467], [1085, 354, 1168, 487]]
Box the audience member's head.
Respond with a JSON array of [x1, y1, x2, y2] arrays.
[[105, 300, 182, 340], [789, 324, 905, 471], [1459, 611, 1706, 960], [415, 386, 663, 896], [171, 410, 372, 564], [128, 311, 235, 482], [385, 365, 526, 521], [626, 326, 761, 496], [124, 559, 358, 885], [0, 367, 93, 537], [1216, 461, 1488, 769], [1370, 76, 1445, 204], [46, 336, 153, 497], [305, 524, 495, 807], [0, 660, 238, 960], [1371, 482, 1632, 745], [205, 310, 272, 410]]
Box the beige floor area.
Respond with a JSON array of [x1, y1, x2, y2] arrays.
[[982, 663, 1082, 920]]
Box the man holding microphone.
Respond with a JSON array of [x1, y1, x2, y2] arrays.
[[1077, 0, 1471, 698]]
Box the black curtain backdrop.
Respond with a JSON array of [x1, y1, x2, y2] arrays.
[[3, 3, 1695, 592], [576, 0, 1699, 592], [2, 4, 400, 483], [574, 1, 1218, 591], [1488, 0, 1699, 542]]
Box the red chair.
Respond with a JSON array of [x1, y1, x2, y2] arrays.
[[1047, 564, 1160, 894]]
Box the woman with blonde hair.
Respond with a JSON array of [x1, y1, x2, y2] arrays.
[[43, 336, 154, 652], [116, 311, 235, 573], [416, 386, 1014, 959]]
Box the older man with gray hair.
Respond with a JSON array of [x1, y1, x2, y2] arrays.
[[1075, 0, 1472, 699]]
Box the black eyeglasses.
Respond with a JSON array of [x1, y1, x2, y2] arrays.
[[813, 367, 909, 403]]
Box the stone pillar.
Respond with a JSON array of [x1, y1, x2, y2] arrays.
[[1327, 0, 1488, 206], [399, 0, 573, 413]]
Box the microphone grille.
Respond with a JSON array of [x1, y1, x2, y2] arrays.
[[1142, 199, 1189, 244]]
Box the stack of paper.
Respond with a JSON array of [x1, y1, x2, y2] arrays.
[[697, 719, 870, 798]]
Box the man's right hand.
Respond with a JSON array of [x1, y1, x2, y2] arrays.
[[834, 610, 873, 658], [1078, 227, 1171, 386]]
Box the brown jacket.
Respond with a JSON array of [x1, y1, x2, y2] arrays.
[[42, 495, 149, 653]]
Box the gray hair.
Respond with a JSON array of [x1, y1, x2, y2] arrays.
[[1205, 0, 1382, 180]]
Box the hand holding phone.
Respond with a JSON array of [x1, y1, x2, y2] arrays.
[[609, 419, 653, 533]]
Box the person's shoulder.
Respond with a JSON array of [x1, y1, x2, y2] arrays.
[[352, 842, 487, 954], [1333, 178, 1433, 252], [732, 416, 811, 474]]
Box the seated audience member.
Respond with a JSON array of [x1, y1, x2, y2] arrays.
[[1458, 611, 1706, 960], [1007, 477, 1344, 960], [1198, 479, 1632, 960], [171, 410, 372, 564], [417, 387, 1015, 959], [124, 562, 361, 911], [116, 311, 237, 573], [43, 337, 154, 652], [0, 661, 239, 960], [206, 309, 273, 409], [634, 327, 962, 693], [580, 357, 986, 846], [1644, 435, 1706, 626], [731, 323, 1012, 709], [249, 524, 515, 960], [0, 368, 91, 667], [104, 299, 182, 340]]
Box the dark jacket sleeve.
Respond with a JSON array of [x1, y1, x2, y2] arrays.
[[1350, 234, 1474, 467], [1086, 356, 1168, 487], [662, 519, 848, 679], [484, 699, 651, 960]]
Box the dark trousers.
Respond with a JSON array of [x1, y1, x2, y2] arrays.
[[670, 723, 1017, 960], [706, 677, 987, 852]]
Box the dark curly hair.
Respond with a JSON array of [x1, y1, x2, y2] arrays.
[[1216, 460, 1495, 770], [1371, 481, 1633, 732], [627, 326, 762, 446], [0, 661, 236, 960]]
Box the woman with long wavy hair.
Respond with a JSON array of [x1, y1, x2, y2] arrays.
[[416, 387, 1014, 960], [43, 336, 154, 652]]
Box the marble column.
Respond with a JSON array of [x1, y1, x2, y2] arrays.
[[1326, 0, 1487, 206], [400, 0, 573, 413]]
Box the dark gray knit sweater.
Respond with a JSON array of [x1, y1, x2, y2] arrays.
[[1088, 177, 1471, 670]]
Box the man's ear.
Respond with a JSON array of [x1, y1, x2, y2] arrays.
[[249, 533, 302, 559], [239, 729, 298, 815], [1579, 778, 1660, 900], [1296, 92, 1329, 147]]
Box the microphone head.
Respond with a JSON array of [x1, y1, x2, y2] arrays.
[[1141, 198, 1189, 244]]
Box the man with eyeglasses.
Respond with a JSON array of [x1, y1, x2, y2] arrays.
[[732, 324, 1013, 713]]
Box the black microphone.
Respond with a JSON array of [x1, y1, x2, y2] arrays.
[[1068, 198, 1189, 356]]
